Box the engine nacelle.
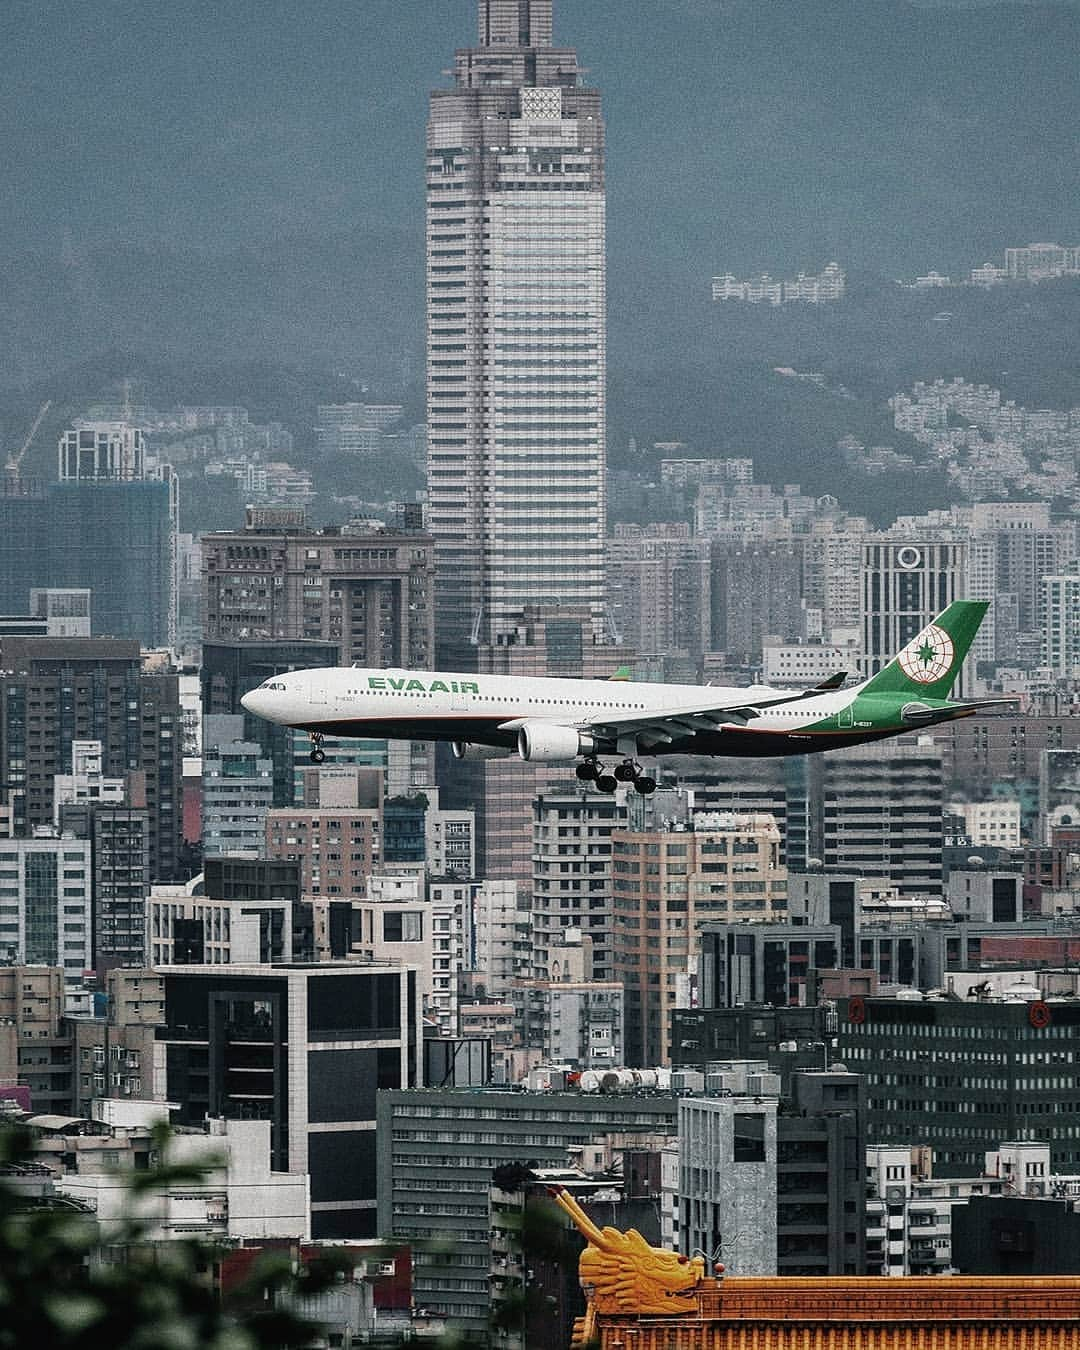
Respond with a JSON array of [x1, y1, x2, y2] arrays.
[[450, 741, 512, 761], [516, 721, 596, 763]]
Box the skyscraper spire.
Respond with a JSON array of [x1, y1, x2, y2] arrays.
[[478, 0, 552, 48]]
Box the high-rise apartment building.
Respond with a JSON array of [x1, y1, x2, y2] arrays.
[[0, 637, 182, 882], [612, 816, 789, 1065], [1042, 568, 1080, 675], [201, 509, 434, 668], [426, 0, 607, 659], [532, 786, 624, 982], [0, 833, 92, 1012]]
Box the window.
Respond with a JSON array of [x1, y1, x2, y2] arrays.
[[384, 911, 423, 943]]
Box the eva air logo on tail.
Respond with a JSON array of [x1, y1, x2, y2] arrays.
[[896, 622, 955, 684]]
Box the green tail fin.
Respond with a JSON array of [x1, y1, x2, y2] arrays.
[[861, 600, 988, 700]]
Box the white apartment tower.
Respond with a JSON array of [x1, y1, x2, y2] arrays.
[[426, 0, 607, 660]]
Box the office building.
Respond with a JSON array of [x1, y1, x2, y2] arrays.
[[425, 0, 607, 659], [161, 962, 422, 1238], [937, 715, 1080, 799], [859, 538, 969, 691], [837, 994, 1080, 1174], [675, 1066, 866, 1276], [0, 478, 173, 652], [698, 923, 840, 1011], [202, 510, 435, 788], [377, 1084, 678, 1330], [670, 1005, 831, 1072], [0, 637, 182, 881], [200, 639, 341, 807], [201, 715, 274, 856], [29, 588, 91, 637], [819, 739, 944, 896]]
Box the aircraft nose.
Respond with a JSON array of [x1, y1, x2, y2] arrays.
[[240, 689, 263, 716]]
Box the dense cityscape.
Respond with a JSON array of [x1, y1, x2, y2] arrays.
[[2, 1, 1080, 1347]]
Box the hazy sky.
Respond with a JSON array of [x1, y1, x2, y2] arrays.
[[4, 0, 1080, 275]]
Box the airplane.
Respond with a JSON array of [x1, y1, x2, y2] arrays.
[[240, 599, 1011, 796]]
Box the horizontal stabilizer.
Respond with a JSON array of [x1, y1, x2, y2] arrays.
[[814, 671, 847, 691]]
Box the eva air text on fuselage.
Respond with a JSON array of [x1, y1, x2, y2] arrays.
[[366, 676, 480, 694]]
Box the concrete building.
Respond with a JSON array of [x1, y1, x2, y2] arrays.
[[935, 716, 1080, 801], [955, 800, 1022, 850], [1042, 569, 1080, 675], [611, 814, 788, 1065], [859, 538, 969, 692], [607, 525, 711, 657], [697, 923, 840, 1012], [161, 962, 421, 1239], [54, 1104, 310, 1242], [470, 878, 522, 1000], [28, 588, 91, 638], [263, 798, 381, 897], [0, 637, 182, 881], [675, 1066, 866, 1277], [532, 786, 624, 982], [201, 715, 274, 856], [512, 978, 624, 1069], [58, 801, 150, 972], [200, 639, 342, 807], [376, 1084, 679, 1331], [201, 508, 434, 669], [818, 739, 945, 896], [425, 0, 607, 659], [863, 1142, 1022, 1276], [0, 833, 91, 1013]]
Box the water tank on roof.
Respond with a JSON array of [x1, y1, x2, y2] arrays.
[[894, 988, 924, 1001], [1003, 982, 1041, 1002]]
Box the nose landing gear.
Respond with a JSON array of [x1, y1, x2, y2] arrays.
[[309, 731, 326, 764]]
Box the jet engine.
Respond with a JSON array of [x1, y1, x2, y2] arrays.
[[450, 742, 512, 761], [516, 721, 596, 763]]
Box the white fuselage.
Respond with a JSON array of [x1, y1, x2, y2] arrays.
[[240, 665, 864, 760]]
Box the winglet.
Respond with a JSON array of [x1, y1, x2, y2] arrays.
[[607, 665, 633, 682]]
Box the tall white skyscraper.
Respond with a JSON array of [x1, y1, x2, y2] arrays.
[[426, 0, 607, 661]]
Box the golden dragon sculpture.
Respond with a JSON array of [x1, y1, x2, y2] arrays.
[[549, 1187, 705, 1346]]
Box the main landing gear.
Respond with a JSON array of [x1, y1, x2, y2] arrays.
[[576, 756, 656, 795], [308, 731, 326, 764]]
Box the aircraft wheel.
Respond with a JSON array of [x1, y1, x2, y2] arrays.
[[613, 762, 637, 782], [633, 776, 656, 795], [596, 774, 618, 794], [310, 748, 326, 764], [576, 760, 599, 781]]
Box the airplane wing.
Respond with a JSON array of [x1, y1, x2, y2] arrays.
[[530, 685, 846, 747]]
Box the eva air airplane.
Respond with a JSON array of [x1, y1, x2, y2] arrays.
[[241, 599, 1007, 796]]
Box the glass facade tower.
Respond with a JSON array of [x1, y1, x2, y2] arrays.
[[426, 0, 607, 660]]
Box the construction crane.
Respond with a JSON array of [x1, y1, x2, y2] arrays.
[[5, 400, 51, 489]]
